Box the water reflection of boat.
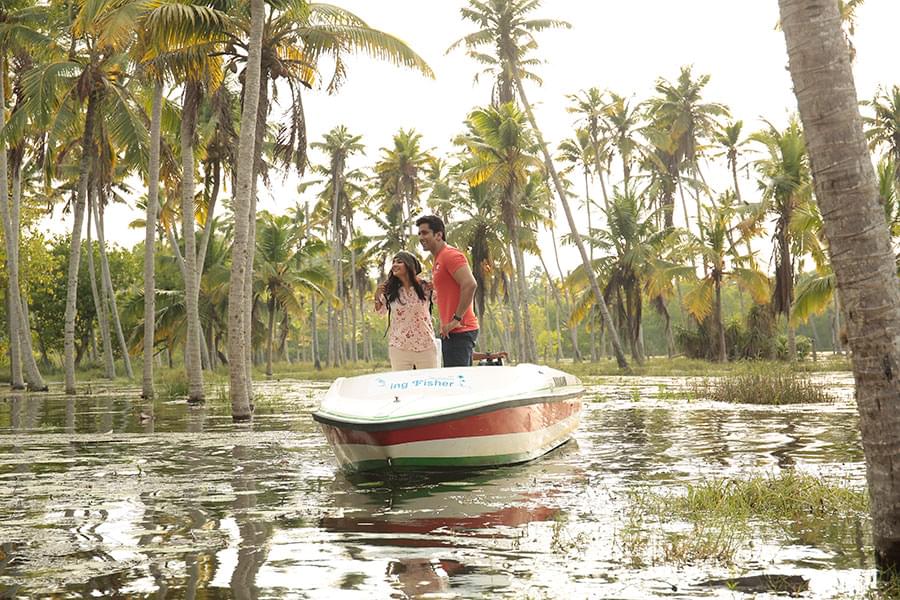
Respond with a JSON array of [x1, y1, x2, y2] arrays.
[[321, 458, 576, 597], [321, 450, 576, 542], [312, 364, 583, 472]]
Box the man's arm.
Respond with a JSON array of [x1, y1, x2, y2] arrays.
[[440, 263, 477, 337], [452, 264, 477, 319]]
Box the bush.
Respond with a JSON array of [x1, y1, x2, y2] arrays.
[[691, 366, 835, 404]]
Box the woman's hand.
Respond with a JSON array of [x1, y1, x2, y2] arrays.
[[374, 281, 387, 310]]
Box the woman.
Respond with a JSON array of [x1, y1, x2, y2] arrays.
[[374, 251, 437, 370]]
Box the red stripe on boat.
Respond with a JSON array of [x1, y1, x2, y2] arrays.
[[321, 401, 580, 447]]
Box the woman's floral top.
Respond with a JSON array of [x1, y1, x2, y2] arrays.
[[376, 285, 434, 352]]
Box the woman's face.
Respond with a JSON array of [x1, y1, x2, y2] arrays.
[[391, 257, 409, 278]]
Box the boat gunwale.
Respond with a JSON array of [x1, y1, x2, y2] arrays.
[[311, 389, 583, 432]]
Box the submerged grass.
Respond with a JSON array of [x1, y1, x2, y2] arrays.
[[691, 365, 836, 404], [620, 472, 869, 567]]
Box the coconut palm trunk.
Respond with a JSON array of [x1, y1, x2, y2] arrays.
[[538, 252, 564, 360], [0, 74, 23, 390], [832, 291, 844, 354], [63, 90, 100, 394], [504, 244, 525, 361], [180, 82, 204, 402], [550, 225, 581, 361], [228, 0, 265, 419], [142, 81, 163, 398], [511, 70, 627, 368], [779, 0, 900, 575], [94, 197, 134, 379], [714, 274, 727, 363], [245, 75, 269, 392], [350, 242, 359, 363], [310, 297, 321, 370], [330, 159, 344, 368], [3, 115, 47, 390], [86, 194, 115, 379], [265, 296, 276, 376]]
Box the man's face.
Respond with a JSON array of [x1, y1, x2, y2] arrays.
[[418, 223, 439, 252]]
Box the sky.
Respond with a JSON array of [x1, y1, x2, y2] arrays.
[[75, 0, 900, 269]]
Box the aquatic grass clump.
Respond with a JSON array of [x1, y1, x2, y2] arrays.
[[616, 509, 746, 567], [666, 472, 868, 522], [620, 472, 868, 567], [691, 366, 835, 404], [157, 370, 190, 400]]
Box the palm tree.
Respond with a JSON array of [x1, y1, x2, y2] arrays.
[[589, 190, 683, 364], [683, 204, 770, 362], [448, 0, 569, 106], [644, 66, 730, 233], [601, 92, 643, 195], [16, 0, 149, 394], [459, 103, 542, 362], [311, 125, 364, 366], [567, 87, 614, 210], [751, 118, 813, 360], [713, 120, 749, 203], [228, 0, 264, 420], [453, 0, 627, 368], [779, 0, 900, 577], [222, 0, 431, 398], [863, 85, 900, 185], [451, 175, 510, 327], [0, 2, 50, 391], [255, 212, 331, 375], [374, 128, 433, 236]]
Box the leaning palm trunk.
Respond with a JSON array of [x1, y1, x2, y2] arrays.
[[17, 293, 45, 389], [228, 0, 265, 419], [779, 0, 900, 575], [550, 225, 581, 361], [0, 83, 47, 392], [142, 82, 163, 398], [63, 92, 99, 394], [511, 70, 628, 369], [86, 196, 115, 379], [94, 197, 134, 379], [181, 83, 204, 402], [0, 78, 23, 390]]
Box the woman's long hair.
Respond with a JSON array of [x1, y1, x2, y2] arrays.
[[383, 251, 427, 305]]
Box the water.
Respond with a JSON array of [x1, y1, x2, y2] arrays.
[[0, 373, 877, 598]]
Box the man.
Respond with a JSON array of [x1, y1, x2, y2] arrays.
[[416, 215, 479, 367]]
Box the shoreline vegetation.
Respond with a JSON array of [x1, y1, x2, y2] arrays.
[[0, 356, 852, 405]]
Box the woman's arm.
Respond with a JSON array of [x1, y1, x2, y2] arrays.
[[374, 281, 388, 315]]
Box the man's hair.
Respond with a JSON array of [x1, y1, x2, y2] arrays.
[[415, 215, 446, 242]]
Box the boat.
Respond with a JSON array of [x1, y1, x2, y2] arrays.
[[312, 363, 583, 472]]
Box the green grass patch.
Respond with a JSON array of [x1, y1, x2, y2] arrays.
[[650, 472, 868, 522], [619, 472, 869, 568], [691, 366, 835, 404]]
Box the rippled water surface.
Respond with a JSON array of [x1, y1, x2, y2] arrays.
[[0, 373, 876, 598]]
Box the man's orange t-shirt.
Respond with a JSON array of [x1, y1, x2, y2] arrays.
[[432, 245, 478, 332]]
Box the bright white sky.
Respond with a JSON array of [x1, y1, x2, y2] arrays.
[[84, 0, 899, 270]]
